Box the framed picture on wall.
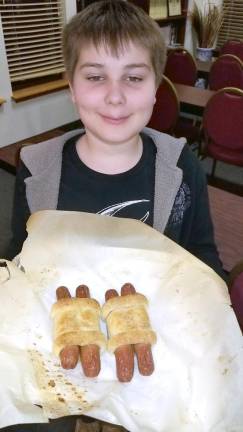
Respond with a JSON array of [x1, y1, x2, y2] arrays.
[[168, 0, 181, 16]]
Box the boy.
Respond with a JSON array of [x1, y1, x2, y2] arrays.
[[6, 0, 224, 280], [4, 1, 225, 431]]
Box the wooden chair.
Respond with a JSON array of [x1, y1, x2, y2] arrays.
[[164, 49, 201, 145], [200, 87, 243, 176], [220, 39, 243, 62], [164, 48, 197, 86], [208, 54, 243, 90]]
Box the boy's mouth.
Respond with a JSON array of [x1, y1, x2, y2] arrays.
[[100, 114, 130, 125]]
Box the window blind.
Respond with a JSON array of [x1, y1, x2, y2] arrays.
[[217, 0, 243, 47], [0, 0, 65, 83]]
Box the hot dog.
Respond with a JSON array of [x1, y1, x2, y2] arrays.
[[76, 284, 101, 377], [121, 283, 154, 376], [105, 289, 134, 382], [56, 286, 79, 369]]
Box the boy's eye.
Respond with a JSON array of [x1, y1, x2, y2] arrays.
[[87, 75, 104, 81], [127, 76, 143, 82]]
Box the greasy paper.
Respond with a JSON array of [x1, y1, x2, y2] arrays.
[[0, 210, 243, 431]]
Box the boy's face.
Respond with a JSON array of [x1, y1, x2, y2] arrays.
[[69, 41, 156, 146]]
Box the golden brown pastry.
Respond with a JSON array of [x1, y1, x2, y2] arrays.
[[101, 293, 156, 353], [51, 297, 106, 356]]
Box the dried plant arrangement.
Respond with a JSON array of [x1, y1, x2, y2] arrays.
[[190, 1, 224, 48]]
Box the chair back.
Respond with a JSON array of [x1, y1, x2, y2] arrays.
[[208, 54, 243, 90], [147, 75, 179, 134], [202, 87, 243, 166], [164, 49, 197, 86], [220, 39, 243, 62]]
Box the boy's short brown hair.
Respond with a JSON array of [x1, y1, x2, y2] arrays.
[[63, 0, 166, 88]]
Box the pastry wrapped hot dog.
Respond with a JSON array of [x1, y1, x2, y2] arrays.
[[51, 286, 106, 375], [76, 284, 102, 377], [102, 283, 156, 381], [56, 286, 79, 369], [121, 283, 155, 376], [105, 288, 135, 382]]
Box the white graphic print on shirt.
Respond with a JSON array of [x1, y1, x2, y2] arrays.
[[98, 199, 150, 222]]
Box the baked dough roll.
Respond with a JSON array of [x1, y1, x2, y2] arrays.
[[51, 297, 106, 356], [101, 293, 156, 353]]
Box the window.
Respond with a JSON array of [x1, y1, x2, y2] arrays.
[[217, 0, 243, 48], [0, 0, 66, 90]]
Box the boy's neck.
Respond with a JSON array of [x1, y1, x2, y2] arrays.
[[76, 133, 143, 175]]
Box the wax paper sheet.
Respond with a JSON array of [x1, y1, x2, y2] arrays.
[[0, 210, 243, 432]]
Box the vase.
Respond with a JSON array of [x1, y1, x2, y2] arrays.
[[196, 47, 213, 62]]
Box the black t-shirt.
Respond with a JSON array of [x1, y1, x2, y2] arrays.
[[5, 132, 226, 280], [58, 133, 156, 226], [6, 133, 156, 259]]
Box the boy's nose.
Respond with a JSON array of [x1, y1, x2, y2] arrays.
[[105, 81, 126, 105]]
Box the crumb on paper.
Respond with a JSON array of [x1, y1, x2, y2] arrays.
[[58, 397, 65, 403]]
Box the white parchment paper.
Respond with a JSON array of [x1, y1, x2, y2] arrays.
[[0, 210, 243, 431]]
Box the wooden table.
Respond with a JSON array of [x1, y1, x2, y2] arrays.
[[174, 83, 215, 108], [208, 185, 243, 272]]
